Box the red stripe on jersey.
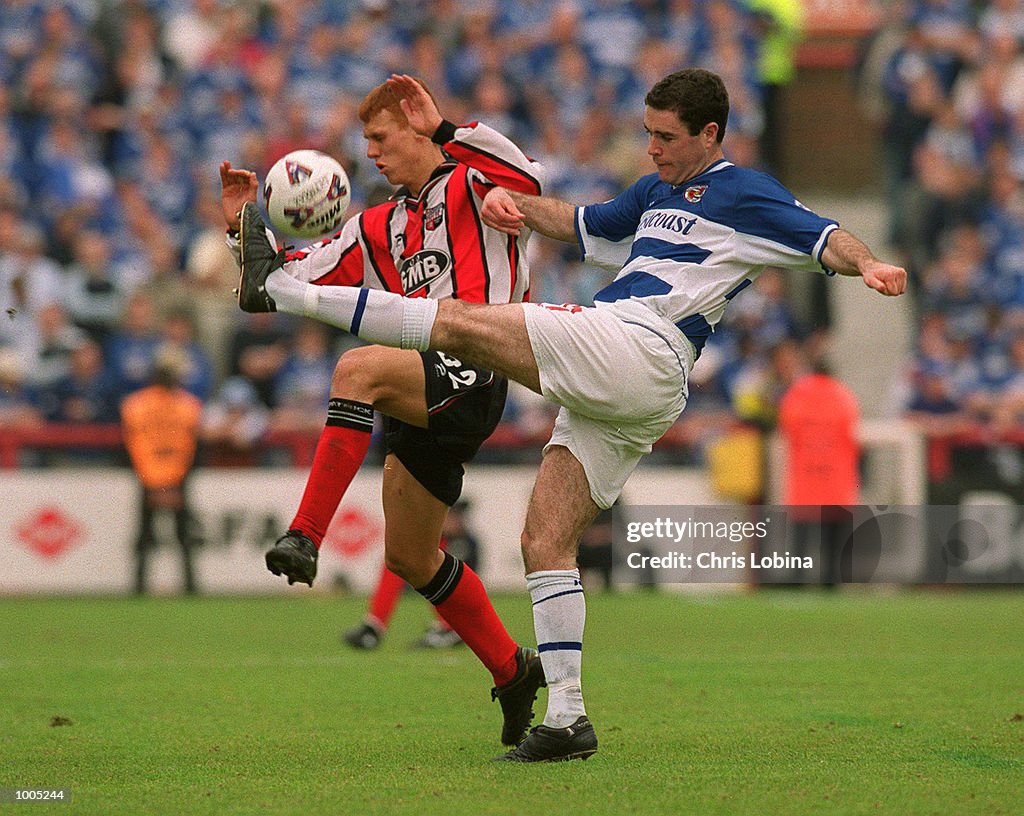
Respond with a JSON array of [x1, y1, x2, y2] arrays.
[[443, 165, 490, 303], [443, 140, 541, 196], [471, 178, 494, 199], [358, 205, 403, 293], [310, 240, 363, 287]]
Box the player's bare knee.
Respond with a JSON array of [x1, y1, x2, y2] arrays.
[[383, 550, 414, 582], [332, 347, 381, 402], [520, 526, 568, 573], [383, 549, 433, 585]]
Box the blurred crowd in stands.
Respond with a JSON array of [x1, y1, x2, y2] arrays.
[[857, 0, 1024, 441], [0, 0, 1021, 473]]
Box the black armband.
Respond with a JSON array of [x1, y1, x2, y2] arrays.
[[431, 119, 458, 146]]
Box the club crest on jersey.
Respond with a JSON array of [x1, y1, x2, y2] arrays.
[[286, 160, 313, 185], [684, 184, 708, 203], [400, 249, 451, 294], [423, 204, 444, 231]]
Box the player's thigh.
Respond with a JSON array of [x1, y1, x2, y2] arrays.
[[524, 303, 689, 423], [521, 445, 601, 573], [333, 346, 428, 427], [381, 453, 448, 586], [431, 301, 541, 393]]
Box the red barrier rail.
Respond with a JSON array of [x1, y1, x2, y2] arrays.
[[0, 422, 552, 469], [2, 421, 1020, 473]]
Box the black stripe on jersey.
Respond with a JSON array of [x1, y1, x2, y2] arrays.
[[464, 170, 492, 302], [447, 139, 542, 195], [385, 205, 396, 258], [358, 213, 390, 291], [506, 232, 518, 297], [413, 166, 454, 203]]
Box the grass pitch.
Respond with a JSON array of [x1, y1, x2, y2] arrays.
[[2, 590, 1022, 815]]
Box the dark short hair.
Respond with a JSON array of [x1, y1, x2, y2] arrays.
[[645, 69, 729, 143]]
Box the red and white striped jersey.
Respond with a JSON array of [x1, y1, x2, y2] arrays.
[[279, 121, 544, 306]]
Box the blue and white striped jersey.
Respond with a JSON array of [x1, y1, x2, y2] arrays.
[[574, 159, 838, 356]]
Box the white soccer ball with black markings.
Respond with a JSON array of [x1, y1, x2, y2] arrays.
[[263, 149, 351, 239]]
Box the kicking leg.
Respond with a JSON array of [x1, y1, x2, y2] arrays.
[[238, 204, 541, 392]]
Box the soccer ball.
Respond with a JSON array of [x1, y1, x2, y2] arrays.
[[263, 149, 351, 239]]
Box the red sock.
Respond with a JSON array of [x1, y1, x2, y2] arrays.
[[418, 553, 519, 686], [290, 398, 373, 546], [367, 566, 406, 629]]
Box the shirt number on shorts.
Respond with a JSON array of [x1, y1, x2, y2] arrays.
[[437, 353, 478, 389]]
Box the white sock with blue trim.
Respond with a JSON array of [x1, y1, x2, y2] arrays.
[[527, 568, 586, 728], [266, 270, 437, 351]]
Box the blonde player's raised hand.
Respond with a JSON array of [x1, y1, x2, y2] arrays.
[[387, 74, 442, 138], [218, 161, 258, 232]]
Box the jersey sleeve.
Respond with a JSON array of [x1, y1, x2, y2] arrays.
[[575, 174, 659, 270], [721, 172, 840, 275], [433, 120, 545, 195], [574, 206, 632, 271], [225, 213, 366, 286], [281, 215, 365, 287]]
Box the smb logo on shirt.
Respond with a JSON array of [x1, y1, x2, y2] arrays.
[[400, 249, 451, 294]]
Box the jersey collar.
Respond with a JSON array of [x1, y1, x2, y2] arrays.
[[391, 160, 457, 203], [672, 158, 733, 189]]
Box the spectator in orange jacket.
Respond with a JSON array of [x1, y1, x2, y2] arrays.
[[778, 362, 860, 586], [121, 346, 203, 594]]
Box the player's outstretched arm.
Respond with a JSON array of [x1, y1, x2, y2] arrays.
[[481, 187, 576, 243], [219, 161, 258, 232], [821, 229, 907, 297]]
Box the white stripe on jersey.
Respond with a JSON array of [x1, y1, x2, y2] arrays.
[[577, 160, 838, 355]]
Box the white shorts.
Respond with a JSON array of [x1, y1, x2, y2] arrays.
[[522, 300, 694, 508]]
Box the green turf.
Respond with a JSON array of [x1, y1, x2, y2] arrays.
[[1, 590, 1022, 815]]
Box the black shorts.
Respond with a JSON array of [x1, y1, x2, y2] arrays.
[[383, 351, 507, 506]]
